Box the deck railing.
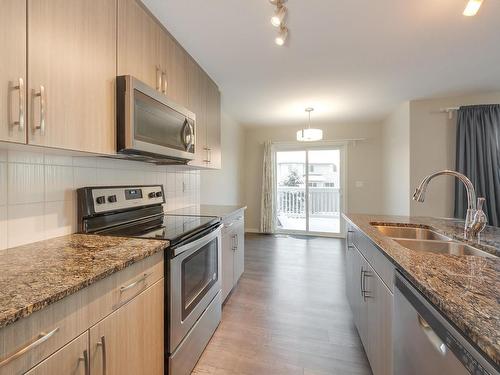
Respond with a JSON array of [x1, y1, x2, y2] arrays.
[[277, 186, 340, 218]]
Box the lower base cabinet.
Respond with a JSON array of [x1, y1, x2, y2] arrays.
[[346, 226, 393, 375], [90, 279, 164, 375], [0, 253, 164, 375], [222, 212, 245, 302], [25, 332, 89, 375]]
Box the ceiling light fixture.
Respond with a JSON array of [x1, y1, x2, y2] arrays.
[[275, 26, 288, 46], [297, 108, 323, 142], [271, 4, 287, 27], [269, 0, 289, 46], [463, 0, 483, 16]]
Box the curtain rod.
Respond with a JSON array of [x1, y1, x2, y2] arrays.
[[436, 107, 460, 119]]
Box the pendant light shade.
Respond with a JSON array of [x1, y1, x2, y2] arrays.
[[297, 108, 323, 142], [296, 128, 323, 142]]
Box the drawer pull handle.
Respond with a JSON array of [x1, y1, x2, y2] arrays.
[[0, 327, 59, 367], [120, 273, 150, 293]]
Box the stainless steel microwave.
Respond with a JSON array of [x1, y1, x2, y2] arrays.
[[116, 75, 195, 164]]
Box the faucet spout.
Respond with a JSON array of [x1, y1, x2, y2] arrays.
[[412, 170, 487, 241]]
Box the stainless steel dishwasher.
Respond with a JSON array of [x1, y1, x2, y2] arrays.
[[394, 271, 499, 375]]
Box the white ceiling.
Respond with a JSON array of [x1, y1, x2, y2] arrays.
[[143, 0, 500, 127]]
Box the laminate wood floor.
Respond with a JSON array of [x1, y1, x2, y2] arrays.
[[192, 233, 372, 375]]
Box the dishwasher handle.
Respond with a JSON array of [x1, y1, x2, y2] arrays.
[[417, 314, 447, 356]]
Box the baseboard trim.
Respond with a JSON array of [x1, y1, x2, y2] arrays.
[[245, 228, 261, 234]]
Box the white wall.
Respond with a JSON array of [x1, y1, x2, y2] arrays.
[[242, 122, 383, 232], [200, 111, 244, 205], [380, 102, 410, 216], [409, 92, 500, 217], [0, 148, 200, 250]]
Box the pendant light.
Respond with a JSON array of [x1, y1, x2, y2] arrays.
[[297, 108, 323, 142]]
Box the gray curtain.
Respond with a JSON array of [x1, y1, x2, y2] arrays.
[[455, 104, 500, 227]]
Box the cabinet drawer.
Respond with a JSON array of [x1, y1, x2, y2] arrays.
[[86, 251, 164, 325], [0, 251, 163, 374], [25, 331, 88, 375]]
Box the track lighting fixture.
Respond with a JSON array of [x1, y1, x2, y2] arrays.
[[275, 26, 288, 46], [271, 4, 287, 27], [463, 0, 483, 16], [269, 0, 289, 46]]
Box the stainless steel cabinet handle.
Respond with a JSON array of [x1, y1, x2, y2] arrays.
[[162, 71, 167, 94], [359, 267, 364, 298], [156, 66, 162, 91], [97, 336, 107, 375], [79, 349, 89, 375], [12, 78, 25, 131], [203, 147, 211, 163], [361, 269, 372, 301], [33, 85, 45, 135], [417, 314, 447, 356], [120, 272, 150, 293], [0, 327, 59, 367]]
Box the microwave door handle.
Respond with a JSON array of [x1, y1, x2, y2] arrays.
[[181, 119, 194, 151]]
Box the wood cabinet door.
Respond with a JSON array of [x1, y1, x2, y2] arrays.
[[89, 279, 164, 375], [27, 0, 116, 154], [222, 227, 235, 302], [187, 57, 208, 167], [365, 264, 393, 375], [117, 0, 163, 91], [161, 34, 188, 107], [233, 219, 245, 284], [25, 331, 89, 375], [0, 0, 27, 144], [205, 77, 221, 169]]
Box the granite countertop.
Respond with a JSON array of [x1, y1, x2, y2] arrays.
[[0, 234, 168, 329], [166, 204, 247, 219], [343, 214, 500, 367]]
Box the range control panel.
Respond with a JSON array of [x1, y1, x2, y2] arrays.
[[88, 185, 165, 214]]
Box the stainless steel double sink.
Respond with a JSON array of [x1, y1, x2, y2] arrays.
[[372, 225, 495, 258]]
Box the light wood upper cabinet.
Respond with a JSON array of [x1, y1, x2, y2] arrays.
[[206, 77, 221, 169], [187, 57, 208, 168], [25, 332, 89, 375], [0, 0, 27, 144], [89, 279, 164, 375], [160, 34, 188, 107], [27, 0, 116, 154], [117, 0, 163, 91]]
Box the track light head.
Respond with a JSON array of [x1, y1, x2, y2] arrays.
[[271, 5, 287, 27], [275, 26, 288, 46]]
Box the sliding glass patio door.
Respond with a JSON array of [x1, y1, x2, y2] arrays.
[[275, 145, 345, 237]]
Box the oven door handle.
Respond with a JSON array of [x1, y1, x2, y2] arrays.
[[172, 224, 222, 257]]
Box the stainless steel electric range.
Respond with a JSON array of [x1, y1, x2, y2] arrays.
[[77, 185, 222, 375]]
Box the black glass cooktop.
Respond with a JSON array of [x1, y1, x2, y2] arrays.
[[99, 214, 219, 245]]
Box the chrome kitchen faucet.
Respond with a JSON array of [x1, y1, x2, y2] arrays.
[[412, 170, 487, 241]]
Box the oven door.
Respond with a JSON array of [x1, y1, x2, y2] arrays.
[[117, 75, 195, 161], [169, 225, 222, 352]]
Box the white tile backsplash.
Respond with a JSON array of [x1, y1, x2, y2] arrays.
[[0, 206, 7, 250], [45, 165, 74, 202], [8, 164, 45, 204], [0, 163, 6, 206], [0, 149, 200, 250], [7, 203, 45, 248]]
